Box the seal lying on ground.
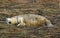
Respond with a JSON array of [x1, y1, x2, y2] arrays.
[[6, 14, 54, 27]]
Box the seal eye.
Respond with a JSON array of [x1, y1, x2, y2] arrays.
[[9, 22, 11, 24]]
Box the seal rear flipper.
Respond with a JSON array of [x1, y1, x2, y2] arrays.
[[45, 19, 54, 27]]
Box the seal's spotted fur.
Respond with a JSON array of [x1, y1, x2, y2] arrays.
[[6, 14, 54, 27]]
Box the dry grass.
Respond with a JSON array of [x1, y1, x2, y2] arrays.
[[0, 0, 60, 38]]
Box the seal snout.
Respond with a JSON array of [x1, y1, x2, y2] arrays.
[[6, 18, 11, 24]]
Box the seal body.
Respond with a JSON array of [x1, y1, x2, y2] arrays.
[[6, 14, 54, 27], [22, 14, 46, 26]]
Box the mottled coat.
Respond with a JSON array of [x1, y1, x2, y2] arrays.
[[6, 14, 53, 27]]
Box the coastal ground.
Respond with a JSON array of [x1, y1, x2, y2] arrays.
[[0, 0, 60, 38]]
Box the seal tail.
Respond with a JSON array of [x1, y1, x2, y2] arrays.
[[45, 19, 54, 27]]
